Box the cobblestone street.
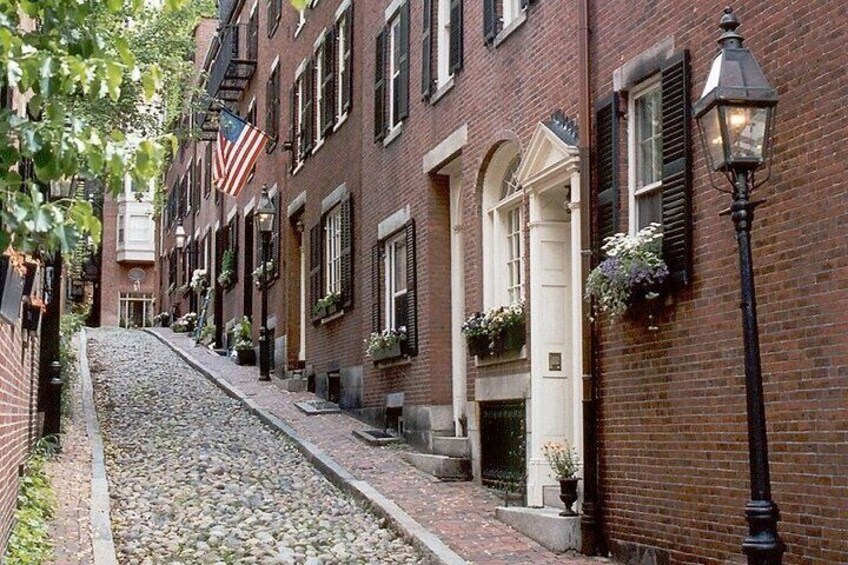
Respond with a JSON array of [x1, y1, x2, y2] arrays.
[[87, 328, 425, 564]]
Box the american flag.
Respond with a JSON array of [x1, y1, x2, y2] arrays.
[[213, 109, 269, 197]]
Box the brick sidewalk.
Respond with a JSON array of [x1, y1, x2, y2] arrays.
[[45, 351, 94, 565], [151, 328, 609, 565]]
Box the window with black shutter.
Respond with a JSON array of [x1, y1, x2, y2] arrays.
[[271, 191, 281, 280], [484, 0, 535, 44], [204, 143, 213, 198], [266, 64, 280, 144], [267, 0, 281, 37], [289, 81, 300, 172], [371, 220, 418, 356], [336, 3, 353, 119], [309, 222, 323, 321], [301, 60, 315, 155], [448, 0, 463, 74], [421, 0, 433, 99], [247, 7, 259, 60], [321, 30, 336, 136], [375, 2, 409, 142], [592, 94, 619, 255], [339, 196, 353, 308], [228, 214, 239, 286]]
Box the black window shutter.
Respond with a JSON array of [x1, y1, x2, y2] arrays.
[[309, 222, 323, 321], [302, 60, 315, 155], [421, 0, 432, 100], [449, 0, 463, 74], [660, 50, 693, 286], [370, 244, 381, 334], [342, 3, 354, 114], [288, 84, 298, 171], [272, 192, 281, 279], [404, 220, 418, 356], [340, 196, 353, 308], [374, 27, 387, 141], [483, 0, 497, 43], [593, 93, 620, 255], [322, 30, 336, 136], [397, 1, 410, 122], [265, 69, 278, 142]]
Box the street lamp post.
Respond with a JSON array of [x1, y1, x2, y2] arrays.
[[693, 8, 784, 565], [256, 185, 276, 381]]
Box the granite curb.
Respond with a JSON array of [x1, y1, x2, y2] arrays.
[[78, 328, 119, 565], [145, 329, 467, 565]]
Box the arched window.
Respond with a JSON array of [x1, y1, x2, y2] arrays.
[[482, 143, 524, 309]]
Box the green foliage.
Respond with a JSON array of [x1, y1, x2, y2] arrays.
[[3, 438, 58, 565], [0, 0, 197, 255], [217, 249, 235, 287], [233, 316, 253, 351], [59, 311, 85, 416]]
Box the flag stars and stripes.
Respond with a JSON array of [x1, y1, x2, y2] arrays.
[[212, 109, 270, 198]]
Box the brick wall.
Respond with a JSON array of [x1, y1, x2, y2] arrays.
[[590, 2, 848, 563], [0, 323, 40, 554]]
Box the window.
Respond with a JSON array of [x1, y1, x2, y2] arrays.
[[384, 233, 408, 331], [371, 220, 418, 355], [119, 293, 155, 328], [247, 99, 257, 180], [247, 6, 259, 61], [629, 80, 662, 230], [324, 205, 342, 295], [290, 60, 314, 171], [374, 2, 409, 141], [335, 5, 352, 120], [314, 42, 325, 147], [266, 63, 280, 142], [204, 143, 213, 198], [423, 0, 462, 99], [595, 50, 693, 285], [117, 215, 125, 245], [129, 215, 151, 243], [310, 195, 352, 321], [482, 144, 524, 308], [267, 0, 281, 37], [483, 0, 530, 44]]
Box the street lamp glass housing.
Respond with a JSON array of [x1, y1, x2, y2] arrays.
[[257, 187, 275, 233], [693, 9, 778, 174], [175, 222, 186, 250]]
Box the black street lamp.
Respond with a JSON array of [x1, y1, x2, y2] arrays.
[[693, 8, 784, 565], [256, 185, 276, 381]]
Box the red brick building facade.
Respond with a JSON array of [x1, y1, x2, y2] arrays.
[[158, 1, 847, 563]]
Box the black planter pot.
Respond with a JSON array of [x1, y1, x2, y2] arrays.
[[466, 334, 490, 357], [558, 477, 581, 516], [0, 256, 24, 324], [235, 348, 256, 366], [491, 323, 526, 356], [22, 304, 42, 331]]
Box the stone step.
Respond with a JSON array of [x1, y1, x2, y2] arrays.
[[431, 436, 470, 458], [495, 506, 581, 553], [275, 376, 307, 392], [402, 452, 471, 481]]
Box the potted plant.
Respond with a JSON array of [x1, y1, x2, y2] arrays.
[[585, 223, 669, 320], [190, 268, 209, 294], [251, 260, 274, 288], [232, 316, 255, 365], [170, 312, 197, 333], [312, 291, 342, 320], [217, 249, 236, 289], [542, 440, 581, 516], [461, 300, 526, 358], [0, 250, 26, 324], [196, 323, 216, 348], [365, 327, 408, 362]]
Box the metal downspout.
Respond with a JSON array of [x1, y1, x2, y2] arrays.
[[578, 0, 604, 555]]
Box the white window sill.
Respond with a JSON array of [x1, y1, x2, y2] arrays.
[[312, 138, 325, 155], [375, 356, 412, 369], [383, 123, 403, 147], [494, 12, 527, 48], [333, 112, 349, 132], [294, 21, 306, 38], [474, 345, 528, 367], [292, 161, 304, 176], [430, 76, 455, 105]]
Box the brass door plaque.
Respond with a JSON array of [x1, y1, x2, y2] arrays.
[[549, 352, 562, 371]]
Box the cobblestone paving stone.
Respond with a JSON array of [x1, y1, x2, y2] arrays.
[[151, 328, 610, 565], [88, 328, 427, 565], [45, 340, 95, 565]]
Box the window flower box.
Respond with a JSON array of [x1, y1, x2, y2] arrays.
[[0, 254, 25, 324], [462, 301, 526, 359], [366, 327, 408, 363], [312, 291, 342, 321]]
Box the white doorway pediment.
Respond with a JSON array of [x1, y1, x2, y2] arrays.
[[516, 121, 580, 194]]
